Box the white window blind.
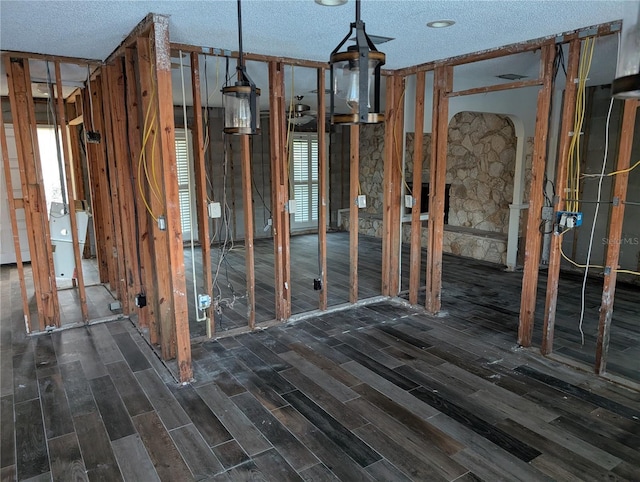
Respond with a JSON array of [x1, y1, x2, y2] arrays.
[[174, 128, 197, 239], [291, 134, 319, 226]]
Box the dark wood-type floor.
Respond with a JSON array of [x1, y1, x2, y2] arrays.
[[2, 262, 640, 481], [186, 231, 639, 384]]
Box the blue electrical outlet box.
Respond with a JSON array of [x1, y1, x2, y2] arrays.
[[557, 211, 582, 228]]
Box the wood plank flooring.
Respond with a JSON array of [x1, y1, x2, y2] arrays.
[[185, 231, 639, 385], [2, 261, 639, 481]]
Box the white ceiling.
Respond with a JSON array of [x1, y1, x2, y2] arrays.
[[0, 0, 637, 110], [1, 0, 638, 69]]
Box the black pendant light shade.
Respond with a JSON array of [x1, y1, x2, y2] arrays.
[[330, 0, 385, 124], [223, 0, 261, 134]]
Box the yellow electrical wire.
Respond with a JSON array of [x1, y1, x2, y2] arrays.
[[559, 241, 640, 275], [607, 159, 640, 177], [566, 37, 595, 213]]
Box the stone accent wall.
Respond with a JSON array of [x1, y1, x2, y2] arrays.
[[359, 124, 385, 214], [446, 112, 516, 234], [350, 111, 519, 266]]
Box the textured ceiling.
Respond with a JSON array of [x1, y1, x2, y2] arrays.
[[0, 1, 637, 110], [1, 0, 638, 69]]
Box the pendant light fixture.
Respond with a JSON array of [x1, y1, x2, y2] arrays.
[[329, 0, 385, 124], [223, 0, 260, 134], [612, 7, 640, 98]]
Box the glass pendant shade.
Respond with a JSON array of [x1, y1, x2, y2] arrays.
[[612, 8, 640, 98], [222, 81, 260, 135]]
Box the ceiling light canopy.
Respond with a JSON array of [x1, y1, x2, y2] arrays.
[[315, 0, 348, 5], [329, 0, 385, 125], [222, 0, 260, 135], [612, 8, 640, 98], [427, 20, 455, 28]]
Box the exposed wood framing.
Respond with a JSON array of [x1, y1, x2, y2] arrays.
[[240, 135, 256, 329], [349, 124, 360, 303], [517, 43, 555, 347], [317, 68, 328, 310], [67, 94, 89, 224], [106, 60, 143, 315], [595, 98, 639, 374], [169, 42, 327, 69], [124, 45, 155, 335], [151, 16, 192, 381], [105, 13, 156, 64], [189, 52, 214, 334], [54, 61, 88, 322], [137, 35, 173, 352], [0, 110, 31, 330], [408, 71, 426, 305], [446, 78, 543, 98], [87, 75, 119, 290], [5, 56, 60, 330], [425, 65, 452, 313], [268, 61, 291, 320], [0, 50, 101, 67], [82, 84, 109, 283], [541, 39, 581, 355], [394, 21, 619, 76], [100, 70, 128, 311], [381, 75, 405, 297]]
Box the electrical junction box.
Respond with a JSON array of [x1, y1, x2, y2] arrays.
[[557, 211, 582, 228], [356, 195, 367, 209], [405, 195, 415, 208], [198, 294, 212, 311], [208, 201, 221, 219]]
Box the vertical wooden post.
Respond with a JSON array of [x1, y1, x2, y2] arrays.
[[269, 61, 291, 320], [88, 75, 119, 292], [517, 43, 555, 347], [240, 135, 256, 329], [151, 16, 192, 381], [105, 60, 144, 315], [425, 65, 452, 313], [409, 71, 426, 305], [0, 112, 32, 330], [595, 98, 638, 374], [189, 52, 214, 333], [317, 68, 328, 310], [541, 39, 581, 355], [349, 124, 360, 303], [124, 45, 155, 335], [5, 57, 60, 329], [381, 75, 405, 297], [100, 69, 129, 312], [54, 61, 89, 323], [83, 83, 110, 283], [68, 94, 87, 207], [136, 37, 166, 345]]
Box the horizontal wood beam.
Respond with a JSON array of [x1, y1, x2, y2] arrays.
[[446, 78, 542, 98], [0, 50, 101, 67], [169, 42, 328, 69]]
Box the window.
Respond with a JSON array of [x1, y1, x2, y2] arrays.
[[290, 133, 319, 230], [174, 128, 197, 240]]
